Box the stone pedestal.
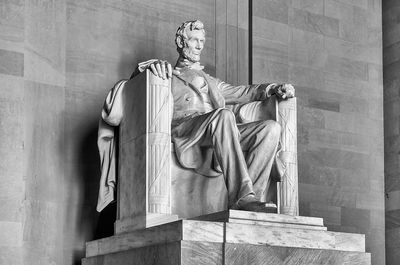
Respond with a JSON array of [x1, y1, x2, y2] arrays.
[[83, 210, 370, 265]]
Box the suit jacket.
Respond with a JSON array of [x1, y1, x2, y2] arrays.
[[171, 67, 271, 126], [170, 66, 276, 177]]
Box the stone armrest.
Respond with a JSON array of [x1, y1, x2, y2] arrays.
[[236, 96, 296, 124], [236, 96, 298, 215]]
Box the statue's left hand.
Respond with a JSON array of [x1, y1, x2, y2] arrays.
[[274, 84, 295, 99], [149, 60, 173, 80], [132, 59, 174, 80]]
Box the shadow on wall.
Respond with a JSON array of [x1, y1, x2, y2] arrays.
[[70, 113, 117, 265], [69, 49, 155, 264]]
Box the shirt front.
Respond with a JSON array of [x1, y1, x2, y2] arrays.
[[191, 75, 214, 113]]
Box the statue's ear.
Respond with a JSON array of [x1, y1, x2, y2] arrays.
[[176, 36, 184, 49]]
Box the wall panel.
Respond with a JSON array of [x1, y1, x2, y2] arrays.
[[0, 1, 385, 264], [252, 0, 384, 264], [383, 0, 400, 264]]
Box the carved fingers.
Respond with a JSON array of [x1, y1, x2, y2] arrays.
[[150, 64, 158, 77], [283, 84, 295, 98], [156, 62, 163, 78], [167, 63, 173, 77], [149, 60, 173, 79], [274, 84, 295, 99]]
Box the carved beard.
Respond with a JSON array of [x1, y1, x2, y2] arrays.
[[181, 46, 201, 63]]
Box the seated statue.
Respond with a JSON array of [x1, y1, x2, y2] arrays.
[[96, 20, 295, 214]]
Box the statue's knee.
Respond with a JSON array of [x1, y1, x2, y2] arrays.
[[270, 121, 281, 135], [216, 108, 235, 122], [262, 120, 281, 138]]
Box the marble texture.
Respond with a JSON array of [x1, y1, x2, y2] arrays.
[[277, 98, 298, 215], [83, 241, 223, 265], [0, 75, 24, 230], [115, 213, 179, 234], [229, 219, 327, 231], [83, 242, 371, 265], [0, 222, 22, 247], [84, 216, 369, 264], [117, 69, 297, 222], [193, 210, 324, 227], [146, 72, 172, 215], [171, 156, 228, 218], [253, 1, 384, 263], [225, 244, 370, 265], [0, 1, 384, 264], [192, 209, 327, 231], [86, 220, 224, 257], [384, 1, 400, 264], [118, 71, 172, 231], [181, 241, 223, 265], [225, 222, 365, 252], [0, 0, 24, 53], [84, 242, 183, 265], [290, 8, 340, 38], [23, 81, 66, 265], [0, 49, 23, 76], [85, 212, 367, 259], [216, 0, 249, 85], [24, 0, 66, 86]]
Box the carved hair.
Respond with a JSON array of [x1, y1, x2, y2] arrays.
[[175, 20, 205, 51]]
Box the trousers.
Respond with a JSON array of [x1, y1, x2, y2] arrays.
[[200, 109, 281, 207]]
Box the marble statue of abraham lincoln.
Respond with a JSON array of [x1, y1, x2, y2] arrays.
[[96, 20, 295, 213]]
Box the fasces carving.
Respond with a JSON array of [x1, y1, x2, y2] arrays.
[[147, 72, 172, 214], [277, 98, 298, 215]]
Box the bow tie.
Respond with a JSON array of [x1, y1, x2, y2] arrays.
[[175, 59, 204, 72], [188, 62, 204, 71]]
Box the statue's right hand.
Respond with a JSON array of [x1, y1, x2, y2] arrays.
[[149, 60, 173, 80]]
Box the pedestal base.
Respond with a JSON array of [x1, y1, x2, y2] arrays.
[[83, 210, 371, 265], [115, 213, 179, 234]]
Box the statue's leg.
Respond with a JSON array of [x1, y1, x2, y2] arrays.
[[204, 108, 255, 207], [238, 120, 281, 201]]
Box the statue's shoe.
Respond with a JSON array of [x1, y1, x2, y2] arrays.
[[234, 195, 277, 213]]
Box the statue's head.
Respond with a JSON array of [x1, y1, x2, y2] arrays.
[[175, 20, 205, 63]]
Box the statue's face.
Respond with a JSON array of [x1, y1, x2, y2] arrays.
[[181, 29, 205, 63]]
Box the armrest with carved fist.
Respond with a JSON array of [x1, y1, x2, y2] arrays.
[[130, 59, 174, 80], [267, 83, 295, 99]]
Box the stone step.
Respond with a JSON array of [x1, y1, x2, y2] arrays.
[[225, 222, 365, 252], [192, 210, 324, 227], [86, 217, 365, 258], [224, 243, 370, 265], [86, 220, 223, 258], [227, 218, 327, 230], [115, 213, 180, 234], [83, 241, 371, 265]]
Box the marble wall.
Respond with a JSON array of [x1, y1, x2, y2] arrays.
[[0, 0, 248, 264], [251, 0, 384, 264], [0, 0, 384, 264], [383, 1, 400, 264]]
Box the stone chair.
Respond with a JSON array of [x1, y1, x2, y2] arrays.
[[114, 70, 298, 233]]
